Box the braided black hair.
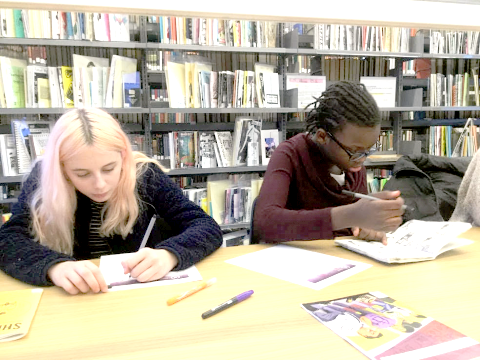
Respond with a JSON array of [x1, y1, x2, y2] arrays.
[[304, 81, 381, 134]]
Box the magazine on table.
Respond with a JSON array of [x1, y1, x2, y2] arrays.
[[301, 291, 480, 360]]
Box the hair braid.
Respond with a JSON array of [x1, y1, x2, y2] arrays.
[[304, 81, 380, 134]]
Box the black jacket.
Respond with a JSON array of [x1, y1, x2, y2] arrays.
[[0, 162, 223, 286], [383, 154, 471, 223]]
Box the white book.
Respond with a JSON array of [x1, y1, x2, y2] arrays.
[[214, 131, 233, 167], [360, 76, 397, 108], [108, 14, 130, 42], [335, 220, 473, 264], [262, 72, 280, 108], [109, 56, 137, 108], [51, 11, 61, 39], [0, 134, 18, 177], [165, 61, 186, 108], [91, 67, 104, 107], [47, 67, 61, 108], [198, 132, 217, 168], [72, 54, 109, 107]]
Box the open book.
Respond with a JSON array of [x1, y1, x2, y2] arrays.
[[0, 289, 43, 342], [335, 220, 473, 263], [301, 291, 480, 360]]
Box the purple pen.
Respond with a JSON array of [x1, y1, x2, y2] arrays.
[[108, 274, 188, 289], [201, 290, 254, 319]]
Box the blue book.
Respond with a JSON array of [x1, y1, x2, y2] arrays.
[[66, 12, 73, 39], [122, 72, 141, 108]]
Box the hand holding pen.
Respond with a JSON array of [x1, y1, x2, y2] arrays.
[[342, 190, 405, 234], [120, 215, 178, 284]]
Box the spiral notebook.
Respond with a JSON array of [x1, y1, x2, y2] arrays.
[[11, 119, 54, 174]]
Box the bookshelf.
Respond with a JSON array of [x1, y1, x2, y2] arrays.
[[1, 6, 479, 227]]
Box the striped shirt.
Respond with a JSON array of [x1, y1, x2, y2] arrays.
[[88, 200, 112, 258]]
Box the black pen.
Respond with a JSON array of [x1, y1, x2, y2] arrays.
[[201, 290, 254, 319]]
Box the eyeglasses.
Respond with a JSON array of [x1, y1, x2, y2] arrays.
[[326, 131, 380, 161]]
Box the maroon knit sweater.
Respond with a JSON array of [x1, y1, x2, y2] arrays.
[[254, 133, 367, 242]]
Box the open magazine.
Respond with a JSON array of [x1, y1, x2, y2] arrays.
[[335, 220, 473, 263], [301, 291, 480, 360]]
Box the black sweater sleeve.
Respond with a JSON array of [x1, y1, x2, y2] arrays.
[[0, 163, 74, 286], [140, 165, 223, 270]]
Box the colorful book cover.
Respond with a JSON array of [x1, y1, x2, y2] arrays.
[[176, 131, 196, 168], [122, 71, 141, 108], [0, 289, 43, 342], [13, 10, 24, 38], [61, 66, 75, 108], [66, 12, 73, 39], [302, 291, 480, 360]]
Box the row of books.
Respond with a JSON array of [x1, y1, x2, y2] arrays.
[[430, 29, 480, 55], [429, 72, 479, 107], [206, 176, 263, 225], [422, 122, 478, 157], [165, 61, 280, 109], [312, 56, 393, 82], [378, 131, 394, 152], [147, 17, 278, 48], [151, 119, 279, 169], [184, 182, 256, 226], [0, 9, 138, 42], [0, 54, 140, 109], [313, 25, 416, 53], [150, 112, 279, 124]]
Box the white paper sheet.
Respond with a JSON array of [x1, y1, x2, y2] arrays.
[[99, 253, 202, 292], [225, 244, 371, 290]]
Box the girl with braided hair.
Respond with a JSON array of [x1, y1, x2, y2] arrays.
[[253, 81, 404, 243]]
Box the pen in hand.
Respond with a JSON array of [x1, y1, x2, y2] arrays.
[[120, 215, 157, 276], [201, 290, 254, 319], [342, 190, 409, 211]]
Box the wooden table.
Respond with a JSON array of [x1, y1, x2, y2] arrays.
[[2, 228, 480, 360]]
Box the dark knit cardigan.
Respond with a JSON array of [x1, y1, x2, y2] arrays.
[[0, 162, 223, 286]]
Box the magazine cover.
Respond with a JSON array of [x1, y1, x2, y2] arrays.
[[301, 291, 480, 360]]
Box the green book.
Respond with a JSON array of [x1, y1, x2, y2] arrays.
[[13, 10, 24, 38]]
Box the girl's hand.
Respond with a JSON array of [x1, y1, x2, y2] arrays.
[[121, 248, 179, 283], [47, 260, 108, 295]]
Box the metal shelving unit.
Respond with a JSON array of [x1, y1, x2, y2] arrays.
[[146, 42, 298, 54], [0, 38, 143, 48], [152, 122, 277, 132], [0, 198, 18, 204], [168, 166, 267, 177]]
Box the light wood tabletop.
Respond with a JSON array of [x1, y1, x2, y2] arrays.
[[2, 228, 480, 360]]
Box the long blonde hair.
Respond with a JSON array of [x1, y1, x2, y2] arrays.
[[30, 108, 160, 255]]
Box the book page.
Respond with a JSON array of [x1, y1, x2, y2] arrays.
[[225, 244, 371, 290], [99, 253, 202, 292], [335, 220, 473, 263]]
